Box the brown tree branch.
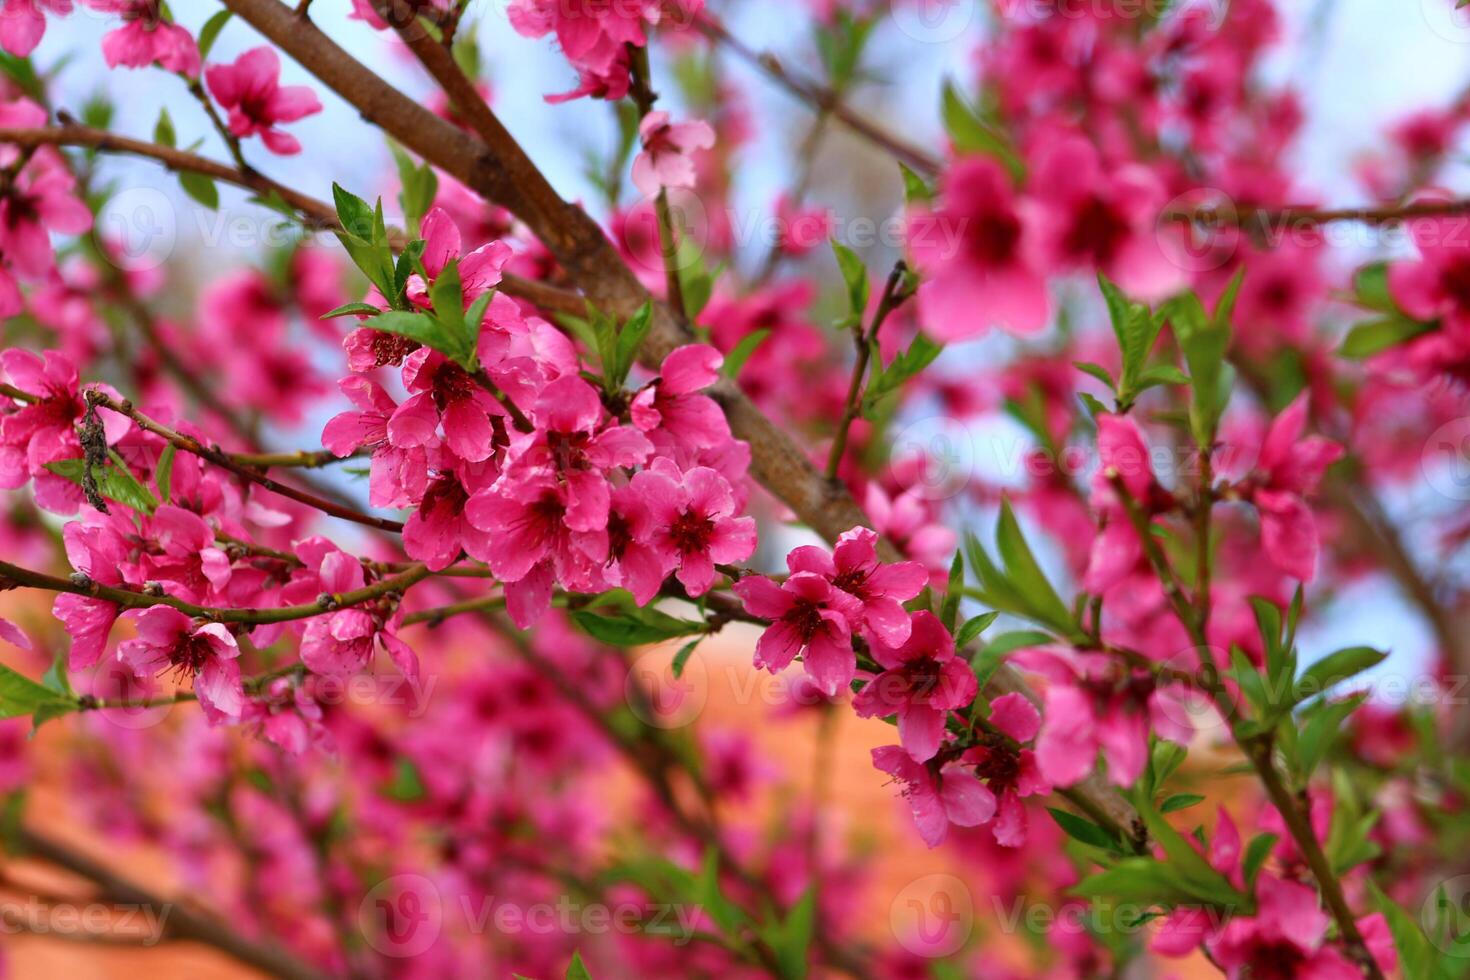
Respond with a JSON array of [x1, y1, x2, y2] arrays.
[[14, 827, 330, 980]]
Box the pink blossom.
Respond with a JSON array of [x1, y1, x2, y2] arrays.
[[205, 46, 322, 155], [0, 128, 92, 314], [630, 344, 732, 450], [503, 373, 652, 531], [734, 570, 860, 696], [322, 375, 431, 509], [0, 0, 69, 58], [602, 480, 674, 605], [0, 349, 128, 511], [465, 471, 608, 626], [1018, 647, 1191, 787], [296, 547, 418, 681], [774, 194, 831, 257], [853, 611, 978, 762], [53, 514, 130, 668], [116, 605, 243, 724], [1083, 414, 1173, 594], [1028, 134, 1183, 300], [631, 111, 714, 198], [1243, 394, 1343, 581], [787, 526, 928, 647], [907, 157, 1049, 340], [870, 744, 995, 849], [85, 1, 199, 76], [627, 460, 755, 597], [390, 349, 506, 464], [402, 473, 495, 574], [961, 693, 1050, 846]]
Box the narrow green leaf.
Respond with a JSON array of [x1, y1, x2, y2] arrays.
[[1340, 316, 1433, 359], [153, 108, 176, 149], [830, 239, 869, 319], [155, 443, 176, 504], [178, 171, 219, 210], [1293, 646, 1386, 704], [1047, 807, 1121, 851], [721, 329, 770, 380], [196, 10, 233, 60], [954, 611, 999, 648]]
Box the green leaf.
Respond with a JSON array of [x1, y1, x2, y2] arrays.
[[721, 329, 770, 380], [360, 311, 458, 362], [980, 630, 1053, 657], [940, 550, 964, 631], [45, 457, 158, 514], [694, 847, 748, 936], [1293, 646, 1386, 704], [153, 108, 176, 149], [1159, 793, 1205, 813], [392, 144, 439, 237], [382, 757, 426, 802], [565, 950, 593, 980], [954, 611, 998, 648], [570, 608, 706, 647], [1072, 361, 1116, 391], [1340, 316, 1433, 359], [1351, 261, 1395, 314], [1240, 832, 1277, 890], [1368, 880, 1435, 979], [321, 302, 383, 320], [178, 171, 219, 210], [1164, 283, 1235, 448], [830, 240, 869, 321], [862, 333, 943, 417], [333, 184, 397, 301], [671, 638, 701, 679], [898, 161, 933, 205], [196, 10, 233, 60], [994, 498, 1076, 636], [0, 664, 75, 722], [1072, 857, 1199, 906], [768, 887, 816, 980], [610, 302, 654, 387], [1296, 693, 1368, 779], [1047, 807, 1121, 851], [1137, 363, 1190, 387], [940, 80, 1024, 181], [1131, 791, 1245, 906], [1098, 275, 1165, 408], [155, 443, 176, 504]]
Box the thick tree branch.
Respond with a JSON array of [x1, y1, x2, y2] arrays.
[[14, 827, 330, 980]]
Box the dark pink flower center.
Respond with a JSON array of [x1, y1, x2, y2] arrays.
[[669, 508, 714, 555], [971, 736, 1021, 792], [902, 656, 944, 701], [369, 330, 420, 367], [1440, 256, 1470, 309], [964, 208, 1023, 266], [168, 632, 214, 677], [431, 362, 476, 409], [1063, 196, 1130, 266]]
